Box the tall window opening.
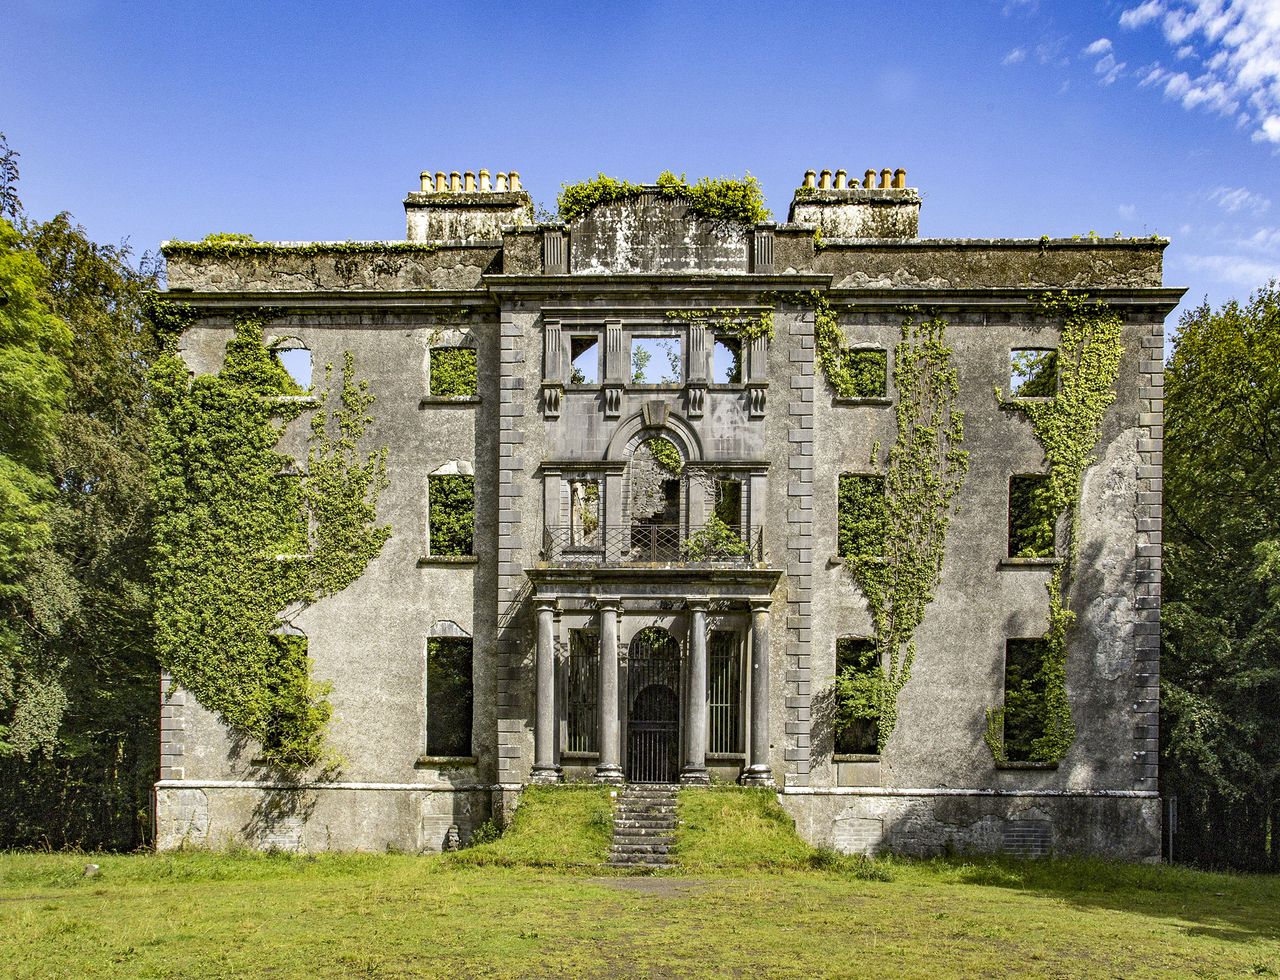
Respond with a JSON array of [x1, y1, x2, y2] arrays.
[[429, 474, 475, 556], [426, 637, 473, 757], [1008, 474, 1055, 558], [1009, 349, 1057, 398], [1001, 638, 1049, 761], [712, 337, 742, 384], [569, 478, 601, 547], [714, 478, 743, 530], [630, 336, 682, 384], [271, 340, 312, 390], [838, 474, 888, 559], [566, 629, 600, 754], [708, 630, 743, 754], [569, 337, 599, 384], [834, 348, 887, 399], [835, 637, 880, 755]]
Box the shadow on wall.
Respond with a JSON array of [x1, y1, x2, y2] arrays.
[[242, 786, 318, 851]]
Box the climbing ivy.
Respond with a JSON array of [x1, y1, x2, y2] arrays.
[[840, 311, 969, 751], [643, 437, 683, 475], [664, 307, 775, 344], [680, 515, 751, 561], [772, 290, 885, 399], [428, 475, 475, 556], [149, 314, 390, 770], [984, 292, 1125, 765], [429, 347, 478, 397], [556, 171, 771, 225]]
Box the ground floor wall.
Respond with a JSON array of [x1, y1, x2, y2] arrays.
[[781, 789, 1162, 861]]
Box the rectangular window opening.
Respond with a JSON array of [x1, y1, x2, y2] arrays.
[[1008, 475, 1056, 558], [569, 478, 601, 547], [835, 637, 880, 755], [1002, 638, 1049, 762], [428, 474, 475, 556], [566, 629, 600, 754], [569, 337, 599, 384], [837, 474, 888, 559], [430, 347, 478, 397], [712, 337, 742, 384], [709, 630, 743, 754], [714, 478, 743, 530], [836, 348, 887, 399], [630, 336, 682, 384], [427, 637, 473, 757], [273, 346, 313, 391], [1010, 349, 1057, 398]]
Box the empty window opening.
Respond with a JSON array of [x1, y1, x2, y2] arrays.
[[430, 347, 478, 397], [631, 336, 682, 384], [1010, 349, 1057, 398], [569, 478, 601, 547], [708, 630, 743, 754], [569, 337, 599, 384], [426, 637, 473, 757], [714, 478, 743, 530], [835, 637, 880, 755], [272, 343, 312, 390], [429, 474, 475, 556], [1001, 638, 1049, 762], [1008, 475, 1056, 558], [566, 629, 599, 753], [835, 348, 887, 399], [838, 474, 888, 559], [712, 337, 742, 384]]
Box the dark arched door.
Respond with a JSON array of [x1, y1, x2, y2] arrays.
[[627, 626, 681, 783]]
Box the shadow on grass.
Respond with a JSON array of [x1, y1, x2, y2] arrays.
[[911, 853, 1280, 947]]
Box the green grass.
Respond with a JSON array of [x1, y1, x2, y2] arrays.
[[1, 849, 1277, 978], [446, 784, 613, 868]]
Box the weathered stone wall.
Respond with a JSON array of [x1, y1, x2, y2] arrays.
[[569, 193, 750, 274]]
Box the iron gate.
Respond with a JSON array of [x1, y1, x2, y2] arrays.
[[626, 626, 681, 783]]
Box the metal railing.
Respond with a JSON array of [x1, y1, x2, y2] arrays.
[[541, 524, 763, 566]]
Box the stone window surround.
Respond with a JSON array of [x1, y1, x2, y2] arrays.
[[418, 462, 478, 566]]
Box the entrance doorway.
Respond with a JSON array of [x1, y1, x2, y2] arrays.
[[626, 626, 681, 783]]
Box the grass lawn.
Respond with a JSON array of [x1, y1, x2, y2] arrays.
[[1, 788, 1277, 978]]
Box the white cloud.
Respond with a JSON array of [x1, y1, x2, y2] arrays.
[[1119, 204, 1138, 220], [1119, 0, 1280, 144], [1209, 186, 1272, 214], [1121, 1, 1166, 29], [1084, 37, 1114, 55], [1245, 227, 1280, 248], [1003, 47, 1027, 65], [1182, 253, 1280, 287], [1095, 52, 1128, 85]]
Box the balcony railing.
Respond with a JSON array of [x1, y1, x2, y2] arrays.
[[541, 524, 763, 566]]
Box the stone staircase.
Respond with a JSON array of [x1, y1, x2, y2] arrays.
[[607, 784, 678, 871]]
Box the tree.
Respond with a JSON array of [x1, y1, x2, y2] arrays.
[[0, 133, 161, 848], [1163, 281, 1280, 871]]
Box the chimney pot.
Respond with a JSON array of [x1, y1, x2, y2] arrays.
[[834, 169, 847, 189], [864, 169, 876, 188], [802, 169, 816, 189], [420, 171, 432, 192], [435, 172, 447, 193], [464, 171, 477, 192], [479, 169, 491, 191], [449, 171, 462, 192], [496, 172, 508, 191], [893, 168, 906, 189], [509, 171, 522, 191], [818, 169, 832, 189]]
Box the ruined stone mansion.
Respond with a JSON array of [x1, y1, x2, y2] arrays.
[[155, 166, 1180, 858]]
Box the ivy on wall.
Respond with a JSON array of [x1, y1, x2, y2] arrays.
[[556, 171, 771, 225], [839, 311, 969, 751], [428, 475, 475, 556], [149, 312, 390, 770], [984, 292, 1125, 765], [163, 233, 441, 259], [772, 290, 888, 400], [430, 347, 478, 397], [643, 437, 683, 475]]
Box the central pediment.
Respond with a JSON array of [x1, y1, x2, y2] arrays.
[[569, 189, 751, 275]]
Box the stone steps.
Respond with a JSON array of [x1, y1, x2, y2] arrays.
[[607, 784, 679, 872]]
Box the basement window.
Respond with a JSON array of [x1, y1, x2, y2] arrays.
[[428, 474, 475, 557], [630, 336, 682, 384], [1009, 349, 1057, 398], [569, 337, 599, 384], [430, 347, 478, 397], [835, 637, 880, 755], [712, 337, 742, 384], [837, 474, 887, 559], [426, 637, 473, 758], [1001, 638, 1048, 762], [1008, 475, 1056, 559], [708, 630, 743, 754]]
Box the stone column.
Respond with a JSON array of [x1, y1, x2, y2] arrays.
[[742, 597, 774, 786], [595, 597, 623, 784], [681, 599, 710, 785], [532, 598, 561, 783]]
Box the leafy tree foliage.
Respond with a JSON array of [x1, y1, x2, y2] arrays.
[[1163, 282, 1280, 871], [0, 132, 162, 847]]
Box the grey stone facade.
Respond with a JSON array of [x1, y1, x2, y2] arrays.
[[155, 166, 1182, 858]]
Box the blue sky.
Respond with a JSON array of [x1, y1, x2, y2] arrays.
[[4, 0, 1278, 335]]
